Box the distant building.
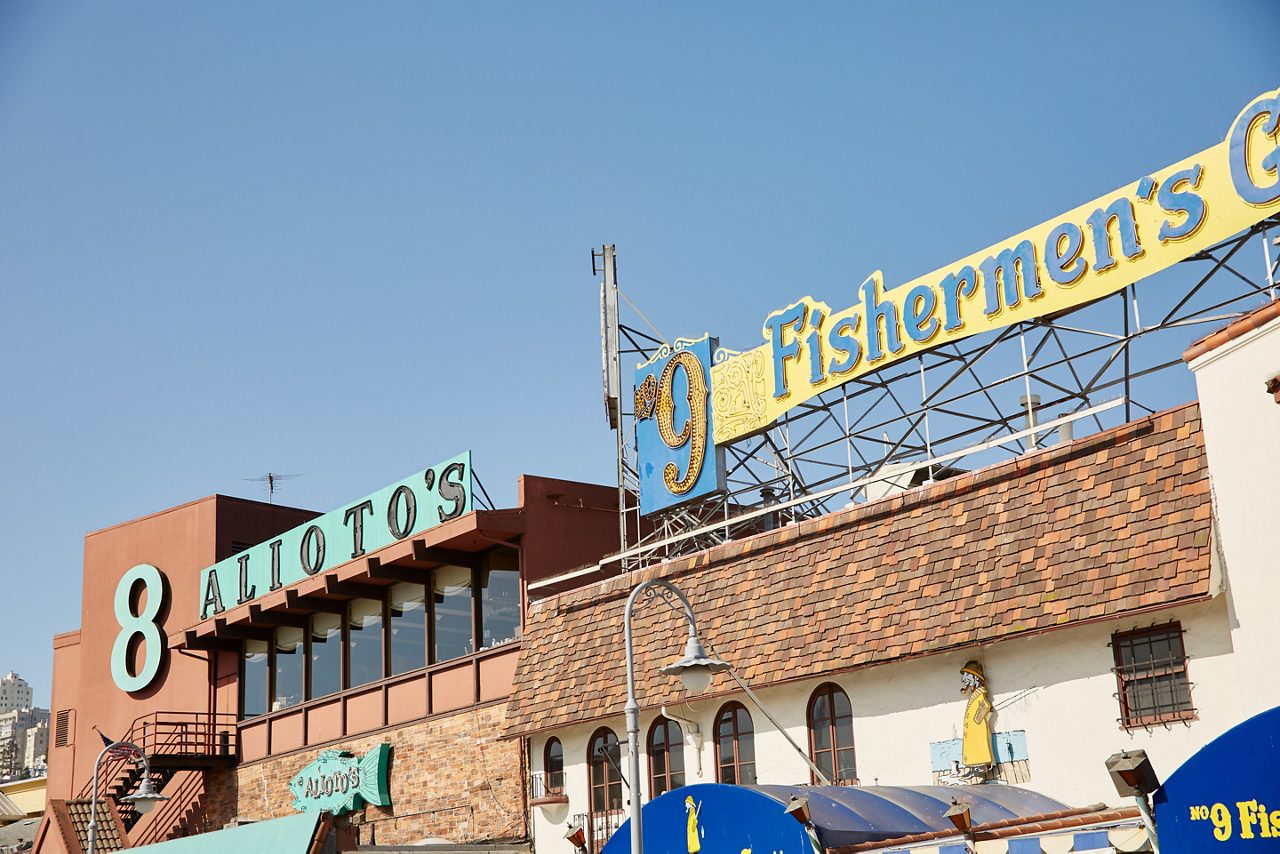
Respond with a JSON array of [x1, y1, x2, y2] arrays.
[[0, 675, 31, 717], [0, 710, 48, 781], [21, 722, 47, 775], [0, 711, 48, 746]]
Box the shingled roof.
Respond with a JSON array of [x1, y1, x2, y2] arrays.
[[506, 403, 1214, 737]]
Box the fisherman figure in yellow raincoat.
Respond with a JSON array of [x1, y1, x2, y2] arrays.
[[684, 796, 702, 854], [960, 660, 994, 769]]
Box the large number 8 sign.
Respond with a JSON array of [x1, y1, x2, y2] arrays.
[[111, 564, 167, 693]]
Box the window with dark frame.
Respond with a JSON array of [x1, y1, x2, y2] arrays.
[[389, 582, 427, 675], [347, 597, 385, 688], [241, 640, 268, 719], [714, 702, 756, 785], [309, 611, 342, 699], [235, 546, 522, 720], [1112, 622, 1195, 728], [432, 565, 474, 662], [648, 716, 686, 798], [273, 627, 305, 711], [480, 551, 521, 649], [807, 682, 857, 784], [543, 737, 565, 796], [588, 728, 624, 853]]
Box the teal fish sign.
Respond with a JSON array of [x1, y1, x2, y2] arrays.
[[288, 744, 392, 815]]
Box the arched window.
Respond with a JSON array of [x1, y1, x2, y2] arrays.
[[714, 702, 755, 785], [587, 728, 625, 851], [808, 683, 856, 784], [543, 737, 564, 797], [648, 716, 685, 798]]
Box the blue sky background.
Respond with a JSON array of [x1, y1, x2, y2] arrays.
[[1, 2, 1276, 705]]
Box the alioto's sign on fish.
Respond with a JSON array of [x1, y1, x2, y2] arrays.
[[637, 86, 1280, 515], [288, 744, 392, 816]]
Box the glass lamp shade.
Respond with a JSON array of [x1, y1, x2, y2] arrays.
[[124, 775, 169, 815], [677, 666, 713, 694], [659, 636, 730, 694]]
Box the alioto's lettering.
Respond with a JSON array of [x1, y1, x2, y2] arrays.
[[198, 454, 473, 618]]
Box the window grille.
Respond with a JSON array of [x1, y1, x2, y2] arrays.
[[1111, 622, 1196, 728]]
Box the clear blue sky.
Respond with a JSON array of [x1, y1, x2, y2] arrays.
[[1, 2, 1276, 706]]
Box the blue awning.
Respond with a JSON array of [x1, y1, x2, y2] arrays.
[[600, 782, 1069, 853], [1153, 704, 1280, 854]]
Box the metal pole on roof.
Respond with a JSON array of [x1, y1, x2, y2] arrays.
[[623, 580, 729, 854], [1263, 227, 1276, 301]]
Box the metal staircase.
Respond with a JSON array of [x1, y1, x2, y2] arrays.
[[77, 711, 238, 843]]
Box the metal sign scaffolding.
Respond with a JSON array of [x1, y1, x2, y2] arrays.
[[594, 218, 1280, 574]]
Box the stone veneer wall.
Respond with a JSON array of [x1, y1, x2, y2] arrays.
[[204, 701, 525, 847]]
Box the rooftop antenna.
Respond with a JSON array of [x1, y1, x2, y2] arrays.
[[245, 472, 302, 503]]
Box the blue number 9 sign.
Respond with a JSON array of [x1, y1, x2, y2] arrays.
[[635, 336, 725, 516]]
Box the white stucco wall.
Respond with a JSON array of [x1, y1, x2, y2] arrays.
[[531, 594, 1254, 854], [1188, 312, 1280, 718]]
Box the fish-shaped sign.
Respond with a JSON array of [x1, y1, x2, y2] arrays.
[[288, 744, 392, 815]]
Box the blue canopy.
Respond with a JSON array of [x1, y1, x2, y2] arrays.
[[1154, 704, 1280, 854], [600, 782, 1068, 853]]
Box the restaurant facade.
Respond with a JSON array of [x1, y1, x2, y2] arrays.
[[34, 469, 622, 852]]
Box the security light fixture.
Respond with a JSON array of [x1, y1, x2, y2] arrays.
[[1105, 749, 1160, 797], [1105, 750, 1161, 849], [784, 795, 811, 825], [564, 823, 587, 851], [944, 799, 973, 837]]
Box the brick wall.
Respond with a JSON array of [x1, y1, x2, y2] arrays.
[[204, 702, 526, 847]]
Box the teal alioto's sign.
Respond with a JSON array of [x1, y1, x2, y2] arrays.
[[1154, 705, 1280, 851], [288, 744, 392, 815], [199, 451, 472, 619]]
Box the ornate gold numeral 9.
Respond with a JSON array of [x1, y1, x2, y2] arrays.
[[654, 350, 709, 495]]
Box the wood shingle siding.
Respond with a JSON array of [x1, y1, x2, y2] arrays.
[[506, 403, 1213, 737]]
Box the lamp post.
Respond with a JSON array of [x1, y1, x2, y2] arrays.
[[624, 579, 729, 854], [87, 740, 169, 853]]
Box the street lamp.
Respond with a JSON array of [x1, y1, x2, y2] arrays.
[[624, 579, 728, 854], [88, 740, 169, 852]]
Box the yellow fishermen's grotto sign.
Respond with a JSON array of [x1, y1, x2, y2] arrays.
[[635, 86, 1280, 516]]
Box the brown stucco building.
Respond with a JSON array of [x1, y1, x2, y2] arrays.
[[35, 472, 621, 853]]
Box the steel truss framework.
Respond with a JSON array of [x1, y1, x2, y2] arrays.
[[600, 218, 1280, 572]]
